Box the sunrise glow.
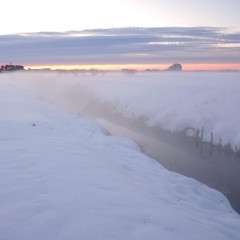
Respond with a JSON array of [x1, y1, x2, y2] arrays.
[[25, 63, 240, 71]]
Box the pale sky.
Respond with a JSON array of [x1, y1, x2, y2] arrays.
[[1, 0, 240, 69], [1, 0, 240, 34]]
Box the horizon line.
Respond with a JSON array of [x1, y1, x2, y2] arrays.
[[23, 63, 240, 71]]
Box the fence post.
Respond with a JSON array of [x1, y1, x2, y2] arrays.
[[201, 127, 204, 156], [210, 132, 213, 156]]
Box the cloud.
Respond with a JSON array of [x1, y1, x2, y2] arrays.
[[0, 27, 240, 65]]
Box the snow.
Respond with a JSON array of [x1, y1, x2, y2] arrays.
[[10, 71, 240, 148], [75, 72, 240, 148], [0, 74, 240, 239]]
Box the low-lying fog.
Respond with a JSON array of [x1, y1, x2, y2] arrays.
[[2, 71, 240, 213]]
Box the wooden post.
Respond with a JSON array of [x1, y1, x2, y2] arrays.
[[201, 127, 204, 140], [201, 127, 204, 156], [210, 132, 213, 156]]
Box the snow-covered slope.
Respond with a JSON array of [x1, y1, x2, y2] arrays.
[[75, 72, 240, 148], [15, 71, 240, 148], [0, 77, 239, 239]]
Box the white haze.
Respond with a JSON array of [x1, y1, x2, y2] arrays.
[[5, 71, 240, 148], [0, 74, 240, 240]]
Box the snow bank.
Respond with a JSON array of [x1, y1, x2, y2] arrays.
[[0, 75, 240, 239], [74, 72, 240, 148], [8, 71, 240, 148]]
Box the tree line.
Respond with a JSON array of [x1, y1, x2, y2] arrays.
[[0, 64, 24, 72]]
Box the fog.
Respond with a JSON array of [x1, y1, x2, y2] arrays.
[[2, 71, 240, 213]]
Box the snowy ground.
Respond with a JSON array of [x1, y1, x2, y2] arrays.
[[0, 75, 240, 239], [15, 71, 240, 148], [77, 72, 240, 148]]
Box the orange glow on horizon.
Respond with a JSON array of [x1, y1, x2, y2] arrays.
[[25, 63, 240, 71], [182, 64, 240, 71]]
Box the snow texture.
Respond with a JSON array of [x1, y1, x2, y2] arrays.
[[10, 71, 240, 148], [0, 74, 240, 239], [74, 72, 240, 148]]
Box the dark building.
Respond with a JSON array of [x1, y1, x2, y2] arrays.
[[166, 63, 182, 71], [0, 64, 24, 71]]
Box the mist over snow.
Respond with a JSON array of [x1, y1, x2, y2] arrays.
[[9, 71, 240, 148], [0, 72, 240, 240]]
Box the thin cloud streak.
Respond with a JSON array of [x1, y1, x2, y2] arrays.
[[1, 27, 240, 65]]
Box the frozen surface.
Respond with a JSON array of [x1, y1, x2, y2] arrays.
[[9, 71, 240, 148], [0, 75, 240, 239], [75, 72, 240, 147]]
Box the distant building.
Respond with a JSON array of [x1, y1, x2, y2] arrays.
[[166, 63, 182, 71], [28, 68, 51, 71], [145, 69, 160, 72], [1, 64, 24, 71]]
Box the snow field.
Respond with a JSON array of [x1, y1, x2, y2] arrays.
[[21, 71, 240, 149], [0, 75, 240, 239], [76, 72, 240, 148]]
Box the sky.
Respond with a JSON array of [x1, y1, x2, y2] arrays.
[[1, 0, 240, 70]]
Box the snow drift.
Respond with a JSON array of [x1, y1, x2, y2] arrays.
[[0, 73, 240, 239]]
